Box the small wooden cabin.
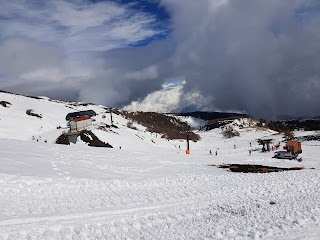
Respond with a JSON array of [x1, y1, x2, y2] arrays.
[[284, 141, 302, 154]]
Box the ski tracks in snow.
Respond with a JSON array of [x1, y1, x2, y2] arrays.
[[0, 171, 319, 239], [52, 148, 70, 180]]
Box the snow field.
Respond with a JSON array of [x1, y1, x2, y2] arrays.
[[0, 167, 319, 239], [1, 92, 320, 239]]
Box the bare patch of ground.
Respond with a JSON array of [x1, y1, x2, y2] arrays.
[[80, 130, 113, 148], [0, 101, 11, 107], [55, 134, 70, 145], [26, 109, 42, 119], [208, 164, 304, 173], [55, 131, 113, 148]]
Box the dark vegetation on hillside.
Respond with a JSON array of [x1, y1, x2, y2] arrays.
[[121, 111, 200, 141], [281, 120, 320, 131], [26, 109, 42, 119], [258, 119, 320, 137], [66, 102, 96, 107], [222, 129, 240, 138], [295, 134, 320, 142], [257, 120, 290, 132], [0, 101, 11, 107]]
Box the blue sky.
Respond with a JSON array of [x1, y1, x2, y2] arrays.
[[128, 0, 170, 47], [295, 4, 320, 24]]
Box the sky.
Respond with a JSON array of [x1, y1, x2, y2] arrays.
[[0, 0, 320, 119]]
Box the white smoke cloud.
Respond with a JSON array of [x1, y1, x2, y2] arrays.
[[123, 82, 211, 113]]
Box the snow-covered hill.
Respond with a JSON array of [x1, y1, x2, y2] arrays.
[[0, 91, 320, 240], [0, 91, 187, 149]]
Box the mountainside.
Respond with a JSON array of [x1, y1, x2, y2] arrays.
[[0, 91, 200, 148], [1, 91, 320, 239]]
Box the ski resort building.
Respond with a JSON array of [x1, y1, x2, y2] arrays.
[[66, 110, 96, 133]]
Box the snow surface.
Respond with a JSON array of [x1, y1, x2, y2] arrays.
[[0, 92, 320, 239]]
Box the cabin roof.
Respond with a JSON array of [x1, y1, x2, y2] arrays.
[[65, 110, 96, 121]]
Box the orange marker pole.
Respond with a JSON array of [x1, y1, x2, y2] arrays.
[[186, 132, 190, 154]]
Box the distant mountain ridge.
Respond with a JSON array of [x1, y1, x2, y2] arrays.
[[174, 111, 248, 121]]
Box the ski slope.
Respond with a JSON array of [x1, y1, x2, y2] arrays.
[[0, 92, 320, 239]]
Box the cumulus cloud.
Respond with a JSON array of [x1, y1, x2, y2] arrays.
[[123, 81, 210, 113], [123, 83, 183, 112]]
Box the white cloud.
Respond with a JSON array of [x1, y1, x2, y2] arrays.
[[123, 84, 182, 112], [51, 1, 125, 31], [0, 0, 165, 51], [123, 82, 210, 113]]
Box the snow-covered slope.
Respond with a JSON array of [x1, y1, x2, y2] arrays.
[[0, 93, 70, 140], [0, 92, 183, 149], [0, 91, 320, 240]]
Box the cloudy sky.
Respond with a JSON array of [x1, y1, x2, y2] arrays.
[[1, 0, 320, 119]]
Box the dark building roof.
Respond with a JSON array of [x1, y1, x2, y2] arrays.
[[65, 110, 97, 121]]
